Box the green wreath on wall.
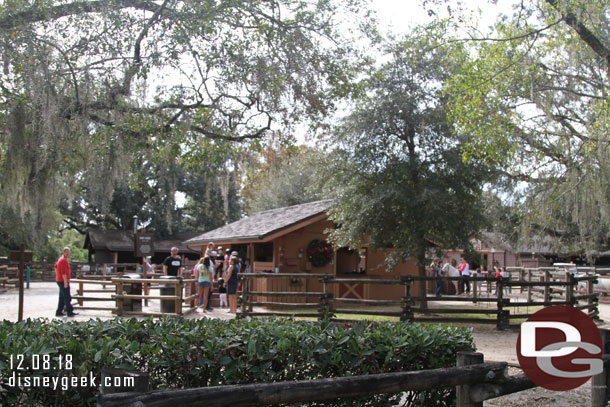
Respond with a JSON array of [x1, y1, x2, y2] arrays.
[[306, 239, 333, 267]]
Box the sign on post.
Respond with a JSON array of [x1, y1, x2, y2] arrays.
[[9, 251, 33, 263], [135, 233, 154, 257]]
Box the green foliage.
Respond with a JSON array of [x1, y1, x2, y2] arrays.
[[242, 142, 331, 213], [37, 229, 88, 263], [442, 0, 610, 256], [0, 317, 474, 406], [319, 30, 495, 301], [0, 0, 371, 248]]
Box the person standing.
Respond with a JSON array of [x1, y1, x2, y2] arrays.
[[144, 256, 154, 274], [432, 260, 444, 297], [195, 257, 214, 314], [55, 247, 77, 317], [215, 247, 225, 280], [224, 253, 240, 313], [458, 257, 470, 295], [163, 247, 183, 277], [217, 277, 228, 308]]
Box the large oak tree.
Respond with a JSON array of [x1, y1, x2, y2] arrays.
[[0, 0, 369, 248]]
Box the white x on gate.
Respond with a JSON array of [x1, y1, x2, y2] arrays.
[[340, 283, 364, 299]]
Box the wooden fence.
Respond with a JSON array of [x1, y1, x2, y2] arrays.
[[237, 271, 599, 329], [97, 328, 610, 407], [70, 274, 199, 317]]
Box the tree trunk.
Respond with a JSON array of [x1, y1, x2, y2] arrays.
[[417, 247, 428, 309]]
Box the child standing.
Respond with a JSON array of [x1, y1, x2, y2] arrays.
[[217, 277, 228, 308]]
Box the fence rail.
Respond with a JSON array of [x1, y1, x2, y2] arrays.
[[237, 270, 600, 329], [96, 329, 610, 407]]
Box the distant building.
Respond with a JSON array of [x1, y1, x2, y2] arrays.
[[84, 229, 200, 266]]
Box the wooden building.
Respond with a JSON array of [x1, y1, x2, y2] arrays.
[[444, 232, 553, 270], [183, 200, 420, 300], [84, 229, 200, 266]]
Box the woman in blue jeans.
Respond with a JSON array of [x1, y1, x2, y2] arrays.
[[196, 257, 214, 313]]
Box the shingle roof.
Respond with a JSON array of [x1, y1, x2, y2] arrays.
[[85, 229, 200, 253], [184, 199, 334, 245]]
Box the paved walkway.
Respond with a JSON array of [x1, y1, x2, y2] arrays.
[[0, 281, 235, 322]]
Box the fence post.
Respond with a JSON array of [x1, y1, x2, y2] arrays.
[[401, 276, 414, 322], [544, 270, 551, 303], [566, 273, 575, 306], [589, 274, 597, 318], [472, 275, 478, 303], [175, 279, 183, 315], [591, 328, 610, 407], [240, 276, 249, 317], [319, 275, 333, 320], [457, 352, 484, 407], [527, 270, 532, 303], [78, 280, 84, 306], [496, 284, 509, 330], [519, 269, 524, 293], [115, 279, 123, 316]]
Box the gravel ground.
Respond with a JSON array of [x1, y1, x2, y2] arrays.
[[1, 282, 608, 406]]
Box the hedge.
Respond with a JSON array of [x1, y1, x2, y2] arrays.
[[0, 317, 475, 406]]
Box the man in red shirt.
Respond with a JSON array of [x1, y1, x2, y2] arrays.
[[55, 247, 77, 317]]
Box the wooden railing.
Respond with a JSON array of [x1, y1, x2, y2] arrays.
[[96, 328, 610, 407], [70, 274, 198, 317], [237, 272, 599, 329]]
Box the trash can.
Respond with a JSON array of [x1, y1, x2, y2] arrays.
[[122, 274, 142, 312], [160, 275, 181, 313]]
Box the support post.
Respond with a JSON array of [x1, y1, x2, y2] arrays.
[[472, 275, 478, 303], [591, 329, 610, 407], [588, 274, 596, 316], [457, 352, 484, 407], [519, 269, 525, 293], [240, 276, 249, 317], [527, 270, 532, 303], [175, 279, 183, 315], [401, 276, 414, 322], [544, 270, 550, 302], [319, 275, 333, 320], [18, 244, 24, 322], [115, 279, 124, 316], [566, 273, 575, 306], [78, 281, 84, 306]]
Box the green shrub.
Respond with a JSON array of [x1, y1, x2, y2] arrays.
[[0, 317, 474, 406]]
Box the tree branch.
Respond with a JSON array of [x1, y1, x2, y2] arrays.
[[0, 0, 165, 30], [545, 0, 610, 75]]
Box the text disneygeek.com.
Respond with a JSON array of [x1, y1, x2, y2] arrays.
[[4, 354, 135, 391]]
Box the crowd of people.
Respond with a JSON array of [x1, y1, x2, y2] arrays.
[[155, 243, 242, 314], [53, 243, 242, 318], [430, 257, 510, 297]]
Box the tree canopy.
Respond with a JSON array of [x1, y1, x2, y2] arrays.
[[319, 30, 495, 303], [242, 142, 330, 213], [0, 0, 370, 249], [440, 0, 610, 258]]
